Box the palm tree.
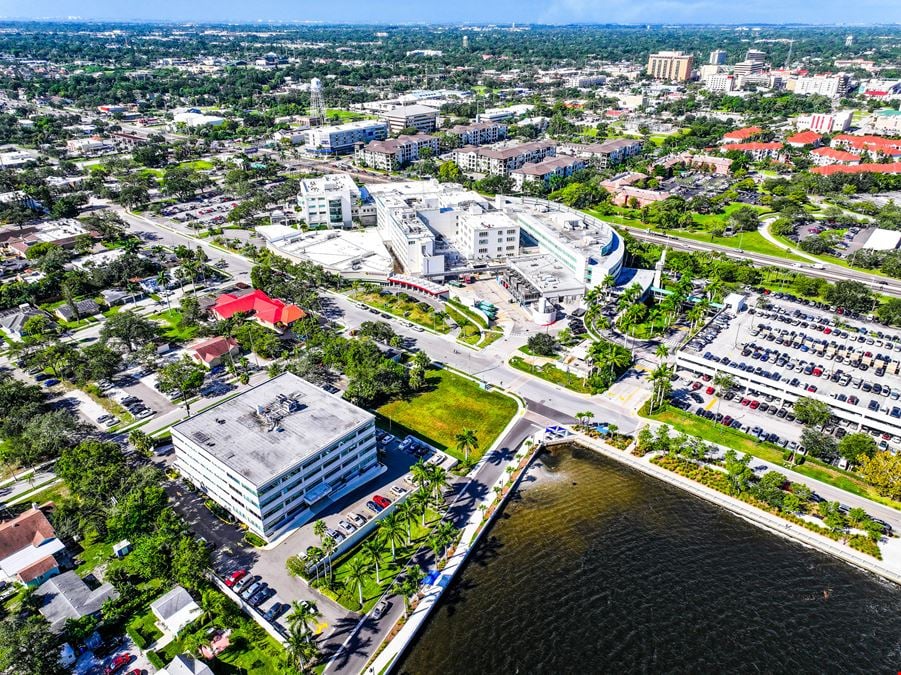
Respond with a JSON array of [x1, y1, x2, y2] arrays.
[[395, 500, 417, 543], [360, 538, 386, 585], [286, 600, 320, 636], [321, 536, 336, 583], [409, 487, 431, 527], [378, 512, 406, 561], [398, 567, 425, 618], [649, 363, 674, 412], [284, 625, 319, 672], [156, 270, 171, 311], [426, 465, 449, 508], [345, 556, 373, 608], [655, 343, 669, 363], [434, 520, 457, 561], [410, 460, 430, 491], [454, 428, 479, 464]]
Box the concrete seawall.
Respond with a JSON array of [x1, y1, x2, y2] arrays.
[[546, 433, 901, 586]]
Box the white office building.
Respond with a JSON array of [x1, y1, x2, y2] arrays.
[[303, 120, 388, 155], [172, 373, 380, 541], [789, 74, 851, 98], [455, 210, 520, 260], [381, 104, 439, 135], [297, 173, 363, 228]]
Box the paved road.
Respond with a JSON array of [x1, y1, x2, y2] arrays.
[[622, 225, 901, 298], [321, 416, 540, 675]]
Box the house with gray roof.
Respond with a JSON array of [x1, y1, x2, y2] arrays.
[[34, 571, 118, 632]]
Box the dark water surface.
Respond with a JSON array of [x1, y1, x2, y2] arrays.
[[398, 444, 901, 674]]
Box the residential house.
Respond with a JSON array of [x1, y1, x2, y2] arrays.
[[54, 299, 100, 323], [158, 655, 214, 675], [786, 131, 823, 148], [150, 586, 202, 636], [0, 507, 66, 587], [0, 304, 49, 340], [721, 126, 763, 144], [188, 336, 239, 368], [35, 571, 118, 632]]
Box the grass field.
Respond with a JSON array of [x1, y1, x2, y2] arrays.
[[642, 404, 901, 511], [150, 309, 199, 341], [508, 355, 592, 394], [377, 368, 517, 459], [179, 159, 215, 171]]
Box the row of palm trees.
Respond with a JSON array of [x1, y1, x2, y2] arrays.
[[283, 600, 322, 672]]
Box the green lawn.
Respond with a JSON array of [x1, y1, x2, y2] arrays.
[[179, 159, 215, 171], [642, 405, 901, 511], [377, 368, 517, 459], [508, 355, 592, 394], [352, 291, 451, 334], [127, 608, 163, 646], [444, 304, 481, 346], [75, 530, 114, 576], [150, 309, 199, 342], [325, 509, 442, 612]]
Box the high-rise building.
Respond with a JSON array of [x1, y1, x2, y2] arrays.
[[745, 49, 766, 65], [733, 60, 763, 77], [709, 50, 728, 65], [647, 51, 694, 81], [845, 34, 854, 47]]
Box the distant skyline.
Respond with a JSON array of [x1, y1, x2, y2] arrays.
[[2, 0, 900, 26]]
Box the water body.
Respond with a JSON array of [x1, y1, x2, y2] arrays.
[[398, 444, 901, 674]]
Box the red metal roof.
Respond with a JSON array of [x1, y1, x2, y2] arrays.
[[212, 289, 305, 326], [811, 163, 901, 175]]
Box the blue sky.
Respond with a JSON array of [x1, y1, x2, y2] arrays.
[[2, 0, 900, 25]]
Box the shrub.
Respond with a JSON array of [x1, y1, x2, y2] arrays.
[[244, 531, 267, 548], [147, 652, 165, 669], [126, 626, 147, 650]]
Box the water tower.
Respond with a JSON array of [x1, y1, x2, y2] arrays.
[[309, 77, 327, 126]]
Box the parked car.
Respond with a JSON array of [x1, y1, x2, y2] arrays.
[[104, 654, 133, 675], [338, 519, 356, 535], [373, 495, 392, 509], [365, 500, 383, 514], [225, 569, 247, 588], [348, 513, 366, 527], [389, 485, 408, 498]]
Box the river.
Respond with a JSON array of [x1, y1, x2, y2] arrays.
[[397, 444, 901, 674]]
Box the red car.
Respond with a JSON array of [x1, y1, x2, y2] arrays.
[[225, 569, 247, 587], [723, 416, 733, 426], [690, 381, 702, 391], [372, 494, 392, 509], [700, 374, 712, 382], [705, 386, 715, 395], [104, 654, 132, 675], [750, 400, 760, 409], [741, 398, 750, 406]]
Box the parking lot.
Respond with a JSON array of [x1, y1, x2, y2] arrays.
[[165, 432, 455, 639], [675, 293, 901, 455]]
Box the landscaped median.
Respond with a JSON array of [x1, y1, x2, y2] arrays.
[[509, 355, 593, 394], [641, 403, 901, 511], [351, 290, 451, 333]]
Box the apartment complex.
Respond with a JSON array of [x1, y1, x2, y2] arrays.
[[302, 120, 388, 155], [172, 373, 379, 541], [354, 134, 439, 171], [381, 104, 439, 134], [558, 139, 643, 168], [646, 51, 694, 82], [297, 173, 363, 228], [446, 121, 507, 147], [451, 141, 557, 176], [511, 156, 586, 191]]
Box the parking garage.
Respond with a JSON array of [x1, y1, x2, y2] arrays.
[[675, 295, 901, 453]]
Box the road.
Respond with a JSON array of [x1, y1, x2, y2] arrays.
[[321, 415, 540, 675], [72, 208, 901, 672], [621, 225, 901, 297]]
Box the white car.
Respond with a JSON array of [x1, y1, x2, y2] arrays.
[[348, 513, 366, 527], [389, 485, 408, 498], [338, 519, 356, 535]]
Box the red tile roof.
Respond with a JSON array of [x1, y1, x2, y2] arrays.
[[212, 289, 305, 326], [725, 142, 784, 152], [832, 134, 901, 153], [811, 163, 901, 175], [786, 131, 821, 146], [811, 147, 860, 163], [0, 508, 57, 561], [723, 126, 763, 141], [190, 336, 239, 363]]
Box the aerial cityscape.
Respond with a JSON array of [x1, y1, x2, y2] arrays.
[[0, 16, 899, 675]]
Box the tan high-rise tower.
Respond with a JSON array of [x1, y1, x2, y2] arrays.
[[647, 51, 694, 81]]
